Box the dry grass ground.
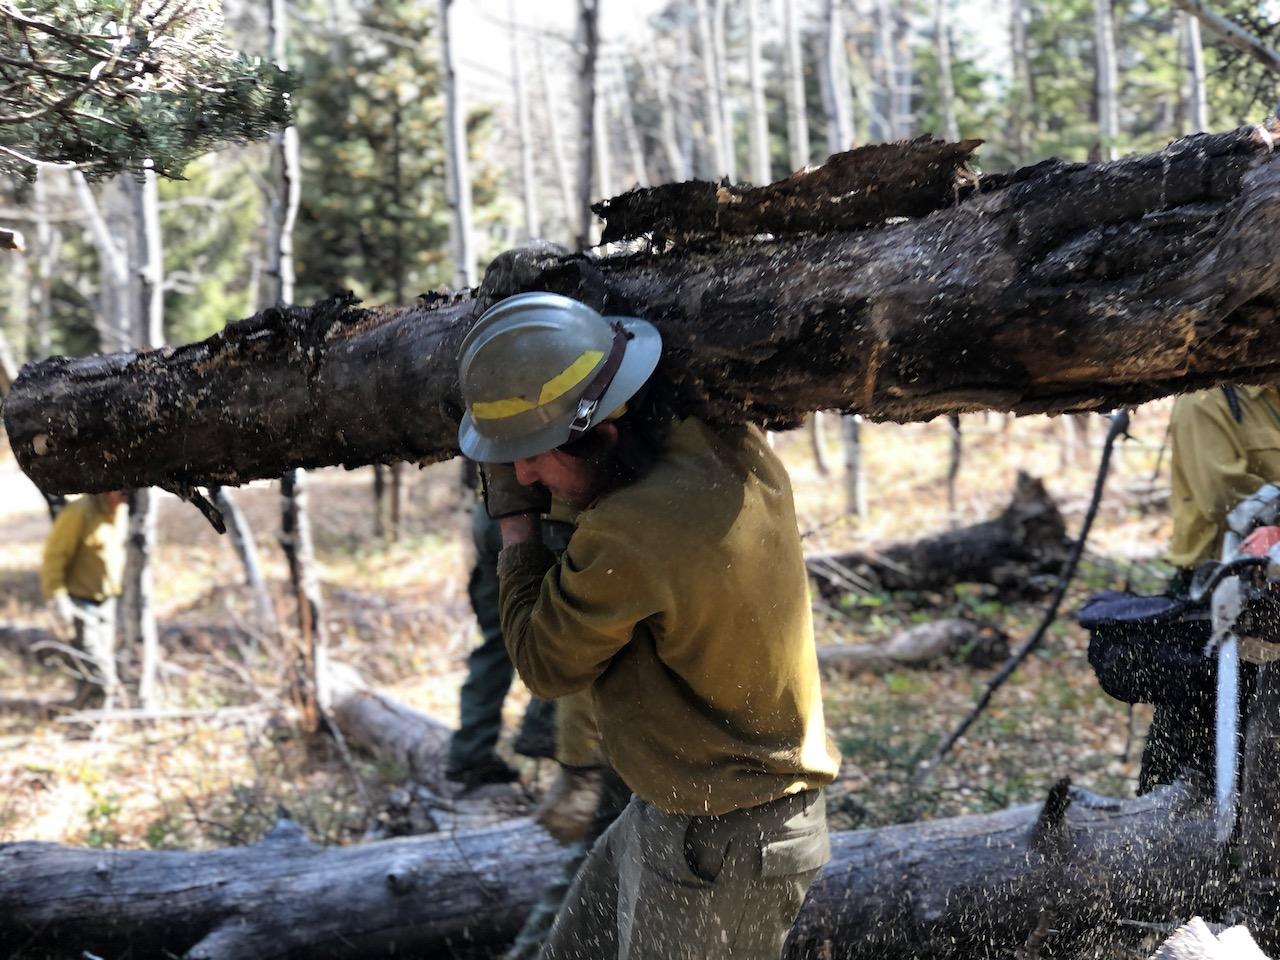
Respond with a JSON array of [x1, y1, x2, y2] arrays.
[[0, 405, 1176, 862]]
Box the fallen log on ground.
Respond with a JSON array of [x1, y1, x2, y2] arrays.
[[7, 122, 1280, 495], [807, 471, 1069, 596], [0, 781, 1228, 959], [817, 617, 1009, 675]]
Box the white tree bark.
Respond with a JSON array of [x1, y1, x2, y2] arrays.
[[212, 486, 277, 636], [612, 61, 649, 188], [1093, 0, 1120, 161], [123, 164, 164, 711], [782, 0, 811, 170], [534, 25, 576, 239], [746, 0, 772, 184], [1009, 0, 1034, 164], [1183, 11, 1210, 134], [69, 172, 131, 352], [891, 0, 915, 137], [872, 0, 898, 140], [842, 414, 866, 518], [695, 0, 729, 177], [29, 169, 55, 357], [439, 0, 476, 286], [574, 0, 600, 249], [593, 85, 612, 204], [933, 0, 960, 142], [820, 0, 855, 154], [713, 0, 736, 181], [509, 0, 540, 240], [644, 55, 689, 183], [1170, 0, 1280, 73]]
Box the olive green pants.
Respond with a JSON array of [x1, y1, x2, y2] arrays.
[[541, 790, 829, 960]]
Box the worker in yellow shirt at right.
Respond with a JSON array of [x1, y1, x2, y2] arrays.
[[1139, 386, 1280, 792], [40, 490, 129, 709]]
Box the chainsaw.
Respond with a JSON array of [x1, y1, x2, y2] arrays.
[[1188, 483, 1280, 841]]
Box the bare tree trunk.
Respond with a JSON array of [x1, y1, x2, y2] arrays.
[[29, 170, 55, 358], [1009, 0, 1033, 164], [535, 25, 576, 237], [782, 0, 811, 170], [0, 326, 16, 396], [1170, 0, 1280, 73], [612, 61, 649, 188], [746, 0, 772, 184], [713, 0, 736, 181], [891, 0, 915, 138], [211, 486, 277, 636], [1094, 0, 1120, 161], [810, 413, 833, 475], [872, 0, 898, 140], [280, 469, 326, 732], [439, 0, 476, 286], [696, 0, 729, 178], [509, 0, 540, 240], [1183, 11, 1210, 134], [575, 0, 600, 248], [267, 0, 325, 733], [594, 86, 612, 203], [820, 0, 855, 154], [69, 172, 131, 352], [842, 415, 866, 518], [646, 56, 689, 183], [389, 462, 405, 542], [933, 0, 960, 142], [123, 165, 164, 711], [372, 465, 387, 539], [946, 412, 961, 518]]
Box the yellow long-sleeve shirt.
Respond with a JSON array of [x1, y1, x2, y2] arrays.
[[498, 418, 840, 816], [40, 495, 128, 601], [1168, 386, 1280, 568]]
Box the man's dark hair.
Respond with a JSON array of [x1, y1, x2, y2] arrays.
[[558, 373, 677, 492]]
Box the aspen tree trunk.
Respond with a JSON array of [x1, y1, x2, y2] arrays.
[[29, 170, 55, 358], [439, 0, 476, 286], [872, 0, 898, 140], [746, 0, 772, 184], [210, 486, 276, 637], [820, 0, 855, 153], [713, 0, 736, 181], [1170, 0, 1280, 73], [594, 89, 612, 203], [646, 57, 688, 183], [123, 165, 164, 711], [372, 465, 387, 539], [933, 0, 960, 142], [1184, 12, 1210, 134], [842, 415, 866, 518], [1094, 0, 1120, 161], [535, 26, 576, 238], [892, 0, 915, 137], [510, 0, 540, 239], [575, 0, 600, 249], [675, 21, 697, 176], [782, 0, 811, 170], [70, 173, 131, 353], [267, 0, 325, 733], [695, 0, 728, 178], [1009, 0, 1034, 164], [612, 61, 649, 188]]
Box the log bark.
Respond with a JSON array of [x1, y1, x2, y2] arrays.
[[0, 781, 1226, 960], [807, 471, 1068, 595], [817, 617, 1009, 675], [8, 123, 1280, 496]]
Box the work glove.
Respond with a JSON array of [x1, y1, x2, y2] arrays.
[[48, 593, 78, 633], [481, 463, 551, 519]]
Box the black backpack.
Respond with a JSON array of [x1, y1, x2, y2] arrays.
[[1077, 590, 1214, 705]]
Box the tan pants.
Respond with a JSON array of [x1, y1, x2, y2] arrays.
[[541, 790, 829, 960], [70, 597, 118, 709]]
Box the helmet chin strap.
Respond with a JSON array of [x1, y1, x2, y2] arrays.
[[567, 322, 629, 441]]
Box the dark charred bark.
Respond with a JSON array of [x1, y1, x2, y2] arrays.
[[0, 782, 1226, 960], [807, 471, 1069, 596], [7, 123, 1280, 496]]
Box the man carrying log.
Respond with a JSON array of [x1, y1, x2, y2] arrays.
[[458, 291, 840, 959]]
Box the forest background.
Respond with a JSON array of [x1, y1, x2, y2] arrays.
[[0, 0, 1277, 931]]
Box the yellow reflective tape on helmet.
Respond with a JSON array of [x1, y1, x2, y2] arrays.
[[470, 349, 605, 421]]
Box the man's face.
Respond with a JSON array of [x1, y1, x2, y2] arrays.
[[102, 490, 127, 511], [514, 449, 600, 509]]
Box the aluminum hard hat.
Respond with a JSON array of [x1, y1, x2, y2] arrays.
[[457, 291, 662, 462]]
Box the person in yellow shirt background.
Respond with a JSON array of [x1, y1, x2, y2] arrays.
[[40, 490, 129, 709], [1138, 385, 1280, 792]]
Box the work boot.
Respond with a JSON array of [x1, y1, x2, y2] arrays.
[[444, 754, 520, 789], [512, 697, 557, 759], [533, 764, 602, 844]]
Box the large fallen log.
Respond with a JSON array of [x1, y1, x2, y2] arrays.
[[0, 781, 1228, 959], [7, 122, 1280, 495], [807, 471, 1069, 596], [817, 617, 1009, 675]]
